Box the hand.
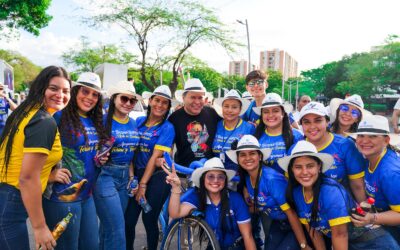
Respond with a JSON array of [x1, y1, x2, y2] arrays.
[[34, 225, 56, 250], [135, 186, 146, 203], [351, 212, 374, 227], [303, 245, 312, 250], [126, 179, 138, 196], [48, 168, 71, 184], [161, 162, 181, 188], [155, 157, 165, 167]]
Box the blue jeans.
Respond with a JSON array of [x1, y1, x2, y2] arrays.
[[0, 184, 30, 250], [125, 169, 171, 250], [94, 164, 130, 250], [261, 215, 299, 250], [349, 228, 400, 250], [43, 196, 99, 250]]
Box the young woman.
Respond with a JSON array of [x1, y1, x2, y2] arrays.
[[227, 135, 311, 250], [329, 94, 369, 137], [93, 81, 141, 250], [43, 72, 108, 250], [280, 140, 399, 250], [212, 89, 254, 171], [298, 101, 366, 203], [253, 93, 303, 175], [0, 66, 71, 250], [163, 157, 256, 250], [351, 115, 400, 244], [125, 85, 175, 250]]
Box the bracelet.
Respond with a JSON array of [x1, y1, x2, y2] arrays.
[[129, 176, 135, 179], [171, 189, 182, 194], [139, 183, 147, 188]]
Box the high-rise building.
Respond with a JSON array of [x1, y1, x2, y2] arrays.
[[259, 49, 298, 80], [228, 60, 248, 76]]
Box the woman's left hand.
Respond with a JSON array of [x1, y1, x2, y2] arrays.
[[351, 212, 374, 227], [135, 186, 146, 203]]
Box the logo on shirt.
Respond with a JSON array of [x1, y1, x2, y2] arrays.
[[186, 121, 209, 156]]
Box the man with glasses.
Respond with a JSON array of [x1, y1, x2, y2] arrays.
[[242, 70, 269, 124], [0, 82, 17, 135]]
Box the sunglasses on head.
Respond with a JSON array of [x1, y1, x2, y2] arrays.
[[247, 79, 265, 87], [339, 104, 361, 118], [205, 173, 226, 182], [120, 95, 137, 105]]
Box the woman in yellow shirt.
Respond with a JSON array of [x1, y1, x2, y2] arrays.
[[0, 66, 71, 250]]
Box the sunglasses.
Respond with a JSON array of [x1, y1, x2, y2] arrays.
[[339, 104, 361, 118], [120, 95, 137, 105], [80, 87, 100, 99], [205, 173, 226, 182], [247, 79, 265, 87]]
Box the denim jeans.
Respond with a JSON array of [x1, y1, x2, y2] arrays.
[[349, 228, 400, 250], [94, 164, 130, 250], [43, 196, 99, 250], [0, 184, 30, 250], [260, 214, 299, 250], [125, 169, 171, 250]]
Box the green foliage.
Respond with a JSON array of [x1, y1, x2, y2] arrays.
[[0, 0, 52, 37], [266, 70, 283, 94], [0, 49, 41, 91], [62, 37, 136, 73]]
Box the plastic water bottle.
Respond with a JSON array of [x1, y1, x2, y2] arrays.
[[140, 198, 152, 213], [127, 177, 138, 197]]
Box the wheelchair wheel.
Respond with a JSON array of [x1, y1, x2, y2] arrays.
[[160, 215, 221, 250]]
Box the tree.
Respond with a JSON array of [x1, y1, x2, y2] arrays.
[[0, 0, 52, 38], [0, 49, 41, 91], [61, 37, 136, 73]]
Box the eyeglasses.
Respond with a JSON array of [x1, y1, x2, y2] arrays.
[[205, 173, 226, 182], [120, 95, 137, 105], [247, 79, 265, 87], [339, 104, 361, 118], [80, 87, 100, 99]]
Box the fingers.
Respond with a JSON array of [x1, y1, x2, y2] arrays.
[[55, 171, 71, 184], [160, 162, 172, 175], [171, 163, 176, 174]]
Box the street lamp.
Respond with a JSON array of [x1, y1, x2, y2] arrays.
[[237, 19, 251, 73]]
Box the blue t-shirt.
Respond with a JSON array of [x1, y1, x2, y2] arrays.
[[107, 116, 139, 165], [310, 133, 365, 183], [242, 100, 259, 124], [135, 116, 175, 169], [294, 178, 353, 237], [259, 128, 303, 174], [47, 111, 99, 202], [181, 188, 251, 248], [212, 119, 255, 171], [364, 148, 400, 212], [0, 97, 10, 134], [246, 167, 290, 220]]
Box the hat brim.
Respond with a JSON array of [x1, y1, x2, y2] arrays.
[[299, 110, 327, 123], [277, 152, 334, 174], [142, 91, 180, 109], [107, 87, 143, 100], [226, 147, 272, 164], [73, 82, 102, 93], [346, 132, 400, 146], [252, 103, 291, 116], [191, 166, 236, 188], [329, 98, 370, 122], [214, 97, 250, 118]]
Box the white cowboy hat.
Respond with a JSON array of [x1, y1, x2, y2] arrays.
[[191, 157, 236, 188], [252, 93, 291, 115], [242, 91, 253, 100], [107, 80, 142, 100], [298, 101, 328, 123], [226, 135, 272, 164], [329, 94, 371, 122], [213, 89, 250, 118], [74, 72, 102, 93], [174, 78, 206, 102], [142, 85, 180, 107], [347, 114, 400, 146], [277, 141, 334, 173]]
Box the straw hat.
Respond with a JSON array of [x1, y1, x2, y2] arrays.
[[213, 89, 250, 118], [252, 93, 291, 115], [329, 94, 371, 122], [74, 72, 102, 92], [107, 80, 142, 100], [191, 157, 236, 188], [226, 135, 272, 164]]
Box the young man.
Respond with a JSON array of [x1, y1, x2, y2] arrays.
[[242, 70, 268, 124], [0, 82, 17, 135], [168, 78, 221, 166]]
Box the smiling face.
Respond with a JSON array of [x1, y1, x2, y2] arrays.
[[261, 106, 283, 131], [338, 104, 361, 127], [246, 78, 268, 99], [114, 94, 137, 117], [291, 156, 321, 189], [149, 95, 170, 119], [76, 86, 100, 114], [44, 76, 71, 112], [356, 134, 389, 160], [204, 170, 226, 194], [301, 114, 329, 144], [222, 99, 241, 123], [238, 150, 262, 173], [183, 91, 205, 115]]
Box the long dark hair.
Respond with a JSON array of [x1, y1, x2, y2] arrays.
[[105, 94, 117, 137], [330, 106, 361, 134], [138, 95, 171, 127], [197, 172, 234, 240], [254, 106, 294, 151], [0, 66, 71, 176], [59, 85, 108, 146]]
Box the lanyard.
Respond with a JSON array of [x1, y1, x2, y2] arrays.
[[221, 119, 240, 149]]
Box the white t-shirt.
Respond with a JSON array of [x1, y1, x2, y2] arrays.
[[394, 98, 400, 110]]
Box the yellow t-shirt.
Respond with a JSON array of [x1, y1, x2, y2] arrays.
[[0, 108, 62, 192]]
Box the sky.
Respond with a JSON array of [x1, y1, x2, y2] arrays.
[[1, 0, 400, 74]]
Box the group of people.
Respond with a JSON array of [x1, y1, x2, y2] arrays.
[[0, 66, 399, 250]]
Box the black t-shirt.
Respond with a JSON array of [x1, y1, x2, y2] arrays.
[[168, 106, 221, 166]]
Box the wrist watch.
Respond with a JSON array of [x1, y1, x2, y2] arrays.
[[300, 243, 307, 249]]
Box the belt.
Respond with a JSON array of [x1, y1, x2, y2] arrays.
[[350, 227, 387, 243]]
